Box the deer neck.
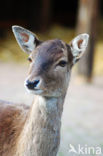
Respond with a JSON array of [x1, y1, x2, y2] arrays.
[[15, 95, 65, 156]]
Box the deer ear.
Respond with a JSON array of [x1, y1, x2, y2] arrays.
[[70, 33, 89, 64], [12, 25, 40, 54]]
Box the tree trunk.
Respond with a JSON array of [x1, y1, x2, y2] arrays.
[[40, 0, 52, 32], [76, 0, 99, 80]]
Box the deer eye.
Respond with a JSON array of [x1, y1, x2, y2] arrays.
[[57, 60, 67, 67], [27, 57, 32, 62]]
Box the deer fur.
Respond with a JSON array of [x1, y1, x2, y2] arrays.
[[0, 26, 89, 156]]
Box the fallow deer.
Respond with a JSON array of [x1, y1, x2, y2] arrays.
[[0, 26, 89, 156]]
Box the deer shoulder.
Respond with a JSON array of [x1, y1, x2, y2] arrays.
[[0, 100, 29, 156]]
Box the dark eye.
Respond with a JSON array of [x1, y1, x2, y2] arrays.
[[57, 60, 67, 67], [27, 57, 32, 62]]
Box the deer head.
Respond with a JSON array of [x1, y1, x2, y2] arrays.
[[12, 26, 89, 97]]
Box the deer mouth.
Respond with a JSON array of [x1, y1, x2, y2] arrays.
[[26, 87, 43, 95]]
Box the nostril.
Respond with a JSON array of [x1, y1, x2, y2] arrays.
[[26, 80, 40, 90], [26, 80, 34, 90], [33, 80, 40, 88]]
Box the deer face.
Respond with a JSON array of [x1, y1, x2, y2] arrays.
[[12, 26, 89, 97], [25, 39, 72, 97]]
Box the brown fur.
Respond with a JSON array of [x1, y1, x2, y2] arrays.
[[0, 40, 73, 156], [0, 28, 88, 155], [0, 100, 29, 156]]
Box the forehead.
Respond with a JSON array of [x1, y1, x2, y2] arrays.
[[32, 39, 67, 61]]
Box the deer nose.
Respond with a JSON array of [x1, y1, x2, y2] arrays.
[[26, 80, 40, 90]]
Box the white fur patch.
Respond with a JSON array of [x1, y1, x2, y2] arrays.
[[23, 35, 35, 52], [71, 33, 89, 63], [12, 25, 36, 54]]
